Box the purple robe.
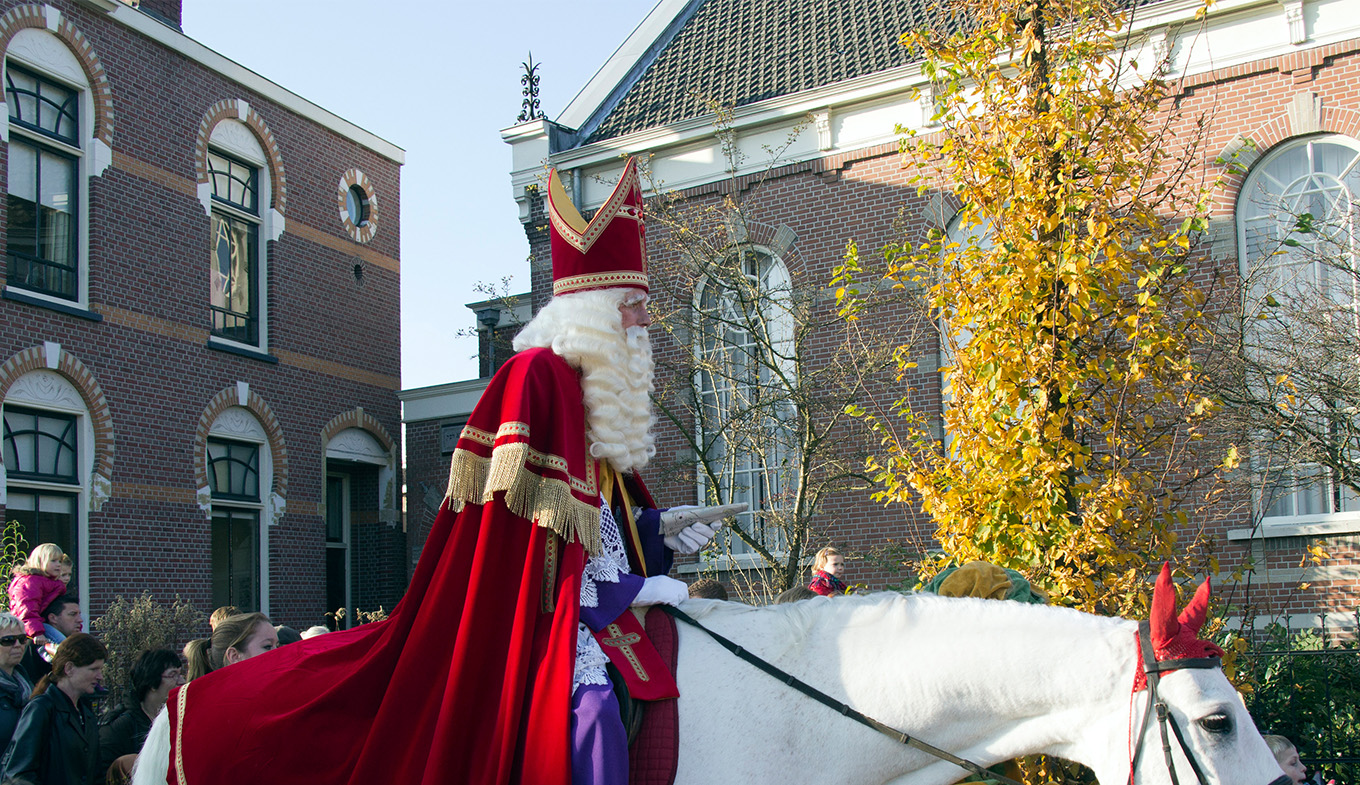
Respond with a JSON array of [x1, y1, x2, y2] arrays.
[[572, 507, 672, 785]]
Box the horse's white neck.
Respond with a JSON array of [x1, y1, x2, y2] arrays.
[[678, 593, 1140, 785], [831, 595, 1135, 775], [840, 595, 1137, 778]]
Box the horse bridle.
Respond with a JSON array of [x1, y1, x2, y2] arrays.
[[1131, 620, 1293, 785], [666, 606, 1293, 785]]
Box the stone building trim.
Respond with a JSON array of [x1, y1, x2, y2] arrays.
[[337, 168, 378, 243], [193, 383, 288, 518], [194, 98, 288, 214], [1214, 95, 1360, 208], [319, 407, 398, 525], [0, 343, 114, 510], [0, 4, 115, 146], [319, 407, 393, 454], [1176, 37, 1360, 92]]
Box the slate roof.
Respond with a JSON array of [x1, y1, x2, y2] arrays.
[[581, 0, 951, 145]]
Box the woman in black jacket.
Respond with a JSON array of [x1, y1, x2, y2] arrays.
[[1, 632, 106, 785], [98, 648, 183, 783], [0, 611, 34, 750]]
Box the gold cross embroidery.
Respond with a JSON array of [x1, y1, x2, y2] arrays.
[[601, 623, 649, 682]]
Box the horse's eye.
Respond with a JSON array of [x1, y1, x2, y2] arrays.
[[1198, 713, 1232, 734]]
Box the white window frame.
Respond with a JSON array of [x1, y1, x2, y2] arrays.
[[937, 213, 995, 447], [324, 427, 389, 624], [324, 472, 351, 628], [204, 119, 273, 354]]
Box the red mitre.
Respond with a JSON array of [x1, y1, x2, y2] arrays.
[[548, 156, 649, 297]]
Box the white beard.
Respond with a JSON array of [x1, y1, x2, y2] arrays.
[[513, 290, 657, 474], [579, 325, 656, 474]]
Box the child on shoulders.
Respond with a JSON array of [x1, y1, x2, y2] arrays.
[[6, 543, 72, 647]]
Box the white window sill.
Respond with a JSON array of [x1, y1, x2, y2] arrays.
[[2, 287, 100, 322], [206, 336, 277, 364], [676, 551, 787, 573], [1227, 515, 1360, 541]]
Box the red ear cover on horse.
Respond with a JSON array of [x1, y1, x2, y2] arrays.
[[1179, 574, 1212, 636], [1149, 562, 1212, 652], [1149, 562, 1179, 650]]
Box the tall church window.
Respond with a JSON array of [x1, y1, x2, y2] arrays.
[[1236, 134, 1360, 524], [695, 249, 796, 555]]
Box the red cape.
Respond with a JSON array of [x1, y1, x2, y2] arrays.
[[167, 349, 605, 785]]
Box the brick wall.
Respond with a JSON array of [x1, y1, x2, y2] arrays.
[[0, 0, 403, 631], [403, 420, 450, 570]]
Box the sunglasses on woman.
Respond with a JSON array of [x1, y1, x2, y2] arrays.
[[0, 635, 30, 647]]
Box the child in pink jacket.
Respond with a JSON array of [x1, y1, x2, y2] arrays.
[[7, 543, 71, 646]]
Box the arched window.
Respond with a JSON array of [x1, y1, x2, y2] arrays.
[[694, 248, 796, 555], [206, 120, 273, 350], [324, 427, 390, 628], [937, 212, 994, 444], [205, 406, 272, 613], [3, 29, 100, 310], [1236, 134, 1360, 523], [1, 370, 94, 606]]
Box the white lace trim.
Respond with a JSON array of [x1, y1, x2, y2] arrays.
[[573, 624, 611, 693], [574, 497, 633, 693], [579, 496, 630, 609]]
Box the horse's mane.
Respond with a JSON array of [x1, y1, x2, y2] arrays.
[[679, 591, 1132, 659]]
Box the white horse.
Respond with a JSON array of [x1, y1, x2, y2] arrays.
[[669, 590, 1283, 785], [135, 577, 1288, 785]]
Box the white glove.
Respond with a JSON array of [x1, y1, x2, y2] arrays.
[[664, 522, 717, 554], [631, 575, 690, 607], [660, 503, 748, 554]]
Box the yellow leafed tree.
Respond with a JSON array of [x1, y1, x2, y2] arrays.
[[836, 0, 1228, 617]]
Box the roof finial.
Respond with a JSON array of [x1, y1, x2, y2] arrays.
[[517, 53, 545, 123]]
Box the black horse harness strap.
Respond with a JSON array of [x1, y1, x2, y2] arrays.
[[661, 604, 1026, 785], [1132, 621, 1220, 785]]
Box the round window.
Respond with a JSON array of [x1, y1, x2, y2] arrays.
[[346, 185, 369, 227]]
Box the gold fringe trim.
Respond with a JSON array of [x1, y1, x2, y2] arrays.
[[446, 442, 602, 556], [175, 681, 189, 785]]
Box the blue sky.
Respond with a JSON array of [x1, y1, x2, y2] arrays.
[[181, 1, 653, 389]]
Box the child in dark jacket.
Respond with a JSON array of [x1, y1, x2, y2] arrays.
[[6, 543, 72, 648], [808, 546, 848, 596]]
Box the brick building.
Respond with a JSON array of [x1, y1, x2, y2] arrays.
[[410, 0, 1360, 622], [0, 0, 405, 630]]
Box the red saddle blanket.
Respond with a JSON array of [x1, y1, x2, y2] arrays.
[[629, 606, 680, 785]]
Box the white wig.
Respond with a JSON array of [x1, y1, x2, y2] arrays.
[[514, 288, 656, 474]]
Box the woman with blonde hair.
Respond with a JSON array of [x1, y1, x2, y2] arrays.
[[183, 613, 276, 681], [2, 632, 106, 785]]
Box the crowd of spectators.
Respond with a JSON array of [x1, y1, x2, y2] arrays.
[[0, 543, 329, 785]]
